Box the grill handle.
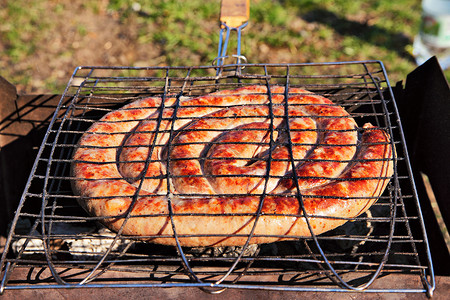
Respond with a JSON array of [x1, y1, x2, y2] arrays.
[[220, 0, 250, 28], [214, 0, 250, 67]]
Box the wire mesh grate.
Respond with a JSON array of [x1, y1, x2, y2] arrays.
[[0, 61, 434, 296]]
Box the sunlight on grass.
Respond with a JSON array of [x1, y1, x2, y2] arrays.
[[0, 0, 448, 93]]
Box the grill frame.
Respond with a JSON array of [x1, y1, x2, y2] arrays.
[[0, 61, 435, 296]]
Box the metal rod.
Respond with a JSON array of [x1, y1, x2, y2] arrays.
[[214, 21, 248, 75], [0, 62, 433, 296]]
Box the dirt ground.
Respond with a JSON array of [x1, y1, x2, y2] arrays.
[[2, 1, 421, 95], [3, 1, 167, 94]]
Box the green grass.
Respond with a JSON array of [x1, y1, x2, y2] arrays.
[[0, 1, 50, 89], [0, 0, 448, 94]]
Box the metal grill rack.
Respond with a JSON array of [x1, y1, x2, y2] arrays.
[[0, 61, 434, 296]]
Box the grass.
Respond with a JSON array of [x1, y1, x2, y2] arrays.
[[0, 1, 50, 89], [0, 0, 448, 94]]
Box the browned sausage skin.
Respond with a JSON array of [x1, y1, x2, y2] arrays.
[[71, 86, 394, 247]]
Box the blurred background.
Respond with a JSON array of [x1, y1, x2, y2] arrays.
[[0, 0, 449, 94]]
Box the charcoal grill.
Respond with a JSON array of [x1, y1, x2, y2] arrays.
[[0, 0, 435, 297]]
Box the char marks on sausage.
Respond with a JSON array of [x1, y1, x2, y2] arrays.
[[71, 85, 394, 247]]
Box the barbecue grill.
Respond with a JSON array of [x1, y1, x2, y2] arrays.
[[0, 0, 437, 297]]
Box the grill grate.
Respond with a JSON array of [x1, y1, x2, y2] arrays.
[[0, 61, 434, 296]]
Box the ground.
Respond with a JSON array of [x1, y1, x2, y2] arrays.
[[1, 0, 436, 94]]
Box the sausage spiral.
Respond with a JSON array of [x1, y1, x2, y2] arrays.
[[71, 85, 394, 247]]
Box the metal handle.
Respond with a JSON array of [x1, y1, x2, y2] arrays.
[[214, 0, 250, 67]]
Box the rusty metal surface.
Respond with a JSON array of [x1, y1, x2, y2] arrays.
[[0, 268, 448, 299], [0, 77, 17, 106], [0, 93, 62, 237]]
